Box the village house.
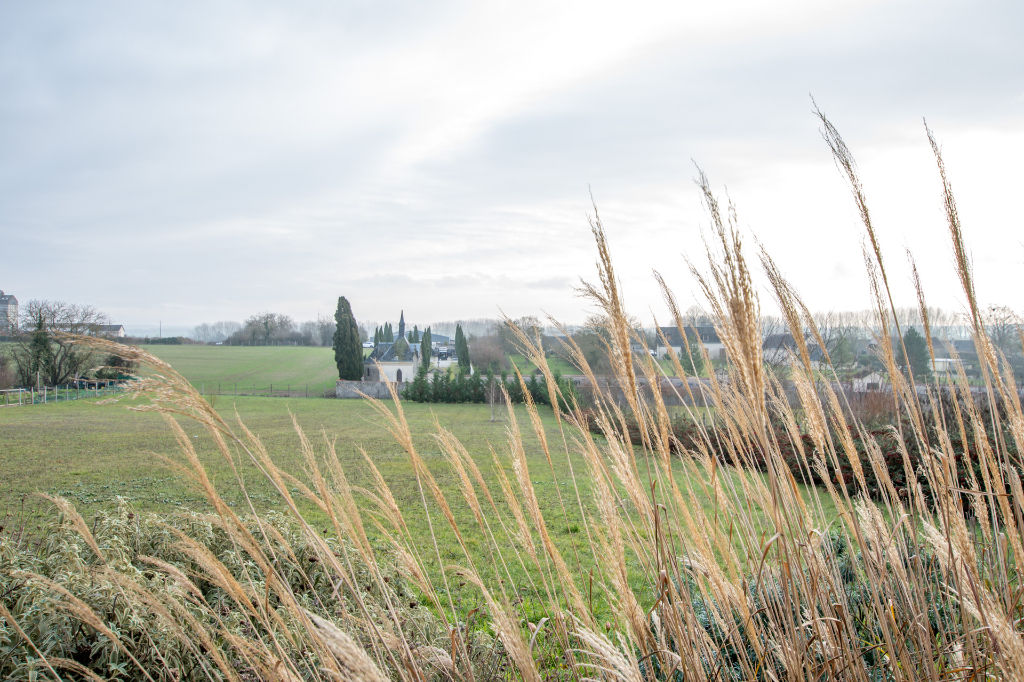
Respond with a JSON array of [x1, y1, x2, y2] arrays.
[[762, 332, 828, 368], [364, 310, 418, 383], [0, 290, 18, 334], [89, 323, 126, 338], [655, 325, 726, 361]]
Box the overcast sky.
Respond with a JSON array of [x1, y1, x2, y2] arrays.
[[2, 1, 1022, 335]]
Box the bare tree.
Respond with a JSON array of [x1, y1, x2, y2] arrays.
[[212, 320, 241, 341], [497, 316, 542, 355], [192, 321, 241, 343], [984, 305, 1022, 358], [814, 311, 862, 375], [227, 313, 296, 345], [468, 335, 508, 372], [11, 300, 109, 386], [760, 315, 792, 373]]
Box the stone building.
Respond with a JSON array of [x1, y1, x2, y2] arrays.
[[0, 290, 18, 333]]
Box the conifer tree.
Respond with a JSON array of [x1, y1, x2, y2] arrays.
[[420, 326, 432, 370], [900, 327, 932, 381], [455, 324, 470, 371], [333, 297, 363, 380]]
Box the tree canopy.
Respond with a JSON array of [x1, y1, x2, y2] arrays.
[[333, 297, 363, 381], [420, 326, 432, 370], [455, 324, 470, 371], [8, 300, 108, 386], [899, 327, 931, 381]]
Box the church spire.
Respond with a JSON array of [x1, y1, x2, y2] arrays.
[[398, 310, 406, 340]]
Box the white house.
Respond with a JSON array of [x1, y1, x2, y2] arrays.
[[364, 361, 416, 384], [852, 372, 887, 392], [89, 324, 126, 338], [0, 290, 18, 333], [655, 325, 726, 361]]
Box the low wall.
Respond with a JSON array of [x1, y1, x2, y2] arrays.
[[335, 380, 398, 399]]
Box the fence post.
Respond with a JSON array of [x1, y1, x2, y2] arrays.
[[305, 384, 308, 398], [270, 383, 273, 397]]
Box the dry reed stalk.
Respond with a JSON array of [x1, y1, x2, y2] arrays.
[[302, 610, 391, 682]]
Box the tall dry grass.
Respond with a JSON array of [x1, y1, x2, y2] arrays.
[[3, 114, 1023, 680]]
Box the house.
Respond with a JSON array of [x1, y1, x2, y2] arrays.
[[655, 325, 725, 361], [852, 371, 887, 392], [364, 340, 418, 383], [931, 357, 959, 375], [0, 290, 18, 333], [365, 311, 419, 383], [762, 332, 827, 368], [89, 324, 126, 338]]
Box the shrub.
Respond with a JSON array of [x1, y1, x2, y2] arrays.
[[0, 500, 499, 681]]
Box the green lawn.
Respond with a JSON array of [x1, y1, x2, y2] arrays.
[[0, 395, 608, 614], [0, 392, 839, 619], [142, 345, 340, 396]]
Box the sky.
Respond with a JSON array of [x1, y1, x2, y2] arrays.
[[2, 0, 1022, 336]]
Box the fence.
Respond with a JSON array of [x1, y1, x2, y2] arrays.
[[195, 383, 338, 399], [0, 382, 123, 407]]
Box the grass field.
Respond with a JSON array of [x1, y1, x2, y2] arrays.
[[0, 395, 608, 607], [0, 391, 836, 618], [139, 345, 589, 397], [142, 344, 340, 396]]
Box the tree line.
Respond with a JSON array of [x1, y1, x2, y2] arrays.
[[192, 314, 369, 347], [0, 299, 134, 388]]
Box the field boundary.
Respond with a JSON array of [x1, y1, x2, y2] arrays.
[[0, 383, 123, 407], [195, 382, 337, 399]]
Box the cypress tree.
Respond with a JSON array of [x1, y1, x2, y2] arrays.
[[420, 326, 432, 370], [413, 325, 419, 343], [455, 324, 470, 371], [333, 297, 363, 380]]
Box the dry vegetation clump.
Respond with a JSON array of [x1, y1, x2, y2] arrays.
[[3, 113, 1023, 680], [0, 501, 500, 681]]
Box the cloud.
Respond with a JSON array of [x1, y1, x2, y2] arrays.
[[1, 0, 1022, 328]]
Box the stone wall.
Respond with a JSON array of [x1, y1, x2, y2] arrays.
[[335, 380, 397, 399]]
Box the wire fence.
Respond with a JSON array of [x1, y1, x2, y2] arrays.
[[195, 383, 337, 399], [0, 382, 124, 407], [0, 381, 338, 406]]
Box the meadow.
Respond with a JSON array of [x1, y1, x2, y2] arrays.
[[0, 392, 832, 606], [141, 344, 341, 396]]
